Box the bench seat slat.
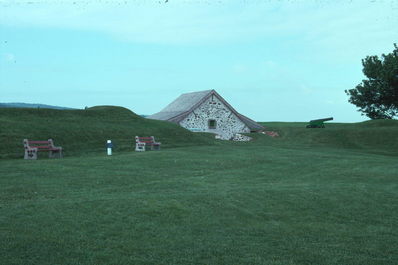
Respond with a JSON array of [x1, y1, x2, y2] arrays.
[[31, 146, 60, 150]]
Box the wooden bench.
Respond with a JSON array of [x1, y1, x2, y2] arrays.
[[135, 136, 161, 152], [23, 139, 63, 160]]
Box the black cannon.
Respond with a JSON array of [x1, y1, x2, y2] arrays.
[[306, 117, 333, 128]]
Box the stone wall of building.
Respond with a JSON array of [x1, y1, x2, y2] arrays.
[[179, 95, 250, 140]]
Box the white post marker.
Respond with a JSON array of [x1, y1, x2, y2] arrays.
[[107, 140, 113, 156]]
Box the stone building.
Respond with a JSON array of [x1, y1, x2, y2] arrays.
[[148, 90, 264, 140]]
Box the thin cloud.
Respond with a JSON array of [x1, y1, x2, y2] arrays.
[[1, 1, 396, 47], [3, 53, 15, 62]]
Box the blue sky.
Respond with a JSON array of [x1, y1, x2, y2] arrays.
[[1, 0, 397, 122]]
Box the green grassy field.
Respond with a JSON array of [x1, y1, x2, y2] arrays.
[[1, 108, 398, 264]]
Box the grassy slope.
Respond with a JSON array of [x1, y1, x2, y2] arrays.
[[1, 110, 398, 264], [259, 119, 398, 156], [0, 106, 216, 159]]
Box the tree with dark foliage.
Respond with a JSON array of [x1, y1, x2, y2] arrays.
[[345, 44, 398, 119]]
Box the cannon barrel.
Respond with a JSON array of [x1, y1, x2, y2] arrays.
[[309, 117, 333, 123]]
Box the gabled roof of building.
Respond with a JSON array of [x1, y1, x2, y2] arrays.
[[148, 90, 212, 122], [148, 89, 264, 131]]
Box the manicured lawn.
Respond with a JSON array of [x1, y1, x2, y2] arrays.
[[1, 140, 397, 264]]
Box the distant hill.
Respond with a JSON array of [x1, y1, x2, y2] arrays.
[[0, 102, 76, 110]]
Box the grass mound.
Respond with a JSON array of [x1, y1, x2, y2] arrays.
[[2, 106, 397, 159], [259, 120, 398, 155], [0, 106, 216, 159], [355, 119, 398, 127]]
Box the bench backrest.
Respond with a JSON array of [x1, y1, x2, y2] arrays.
[[24, 139, 56, 149], [135, 136, 156, 144]]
